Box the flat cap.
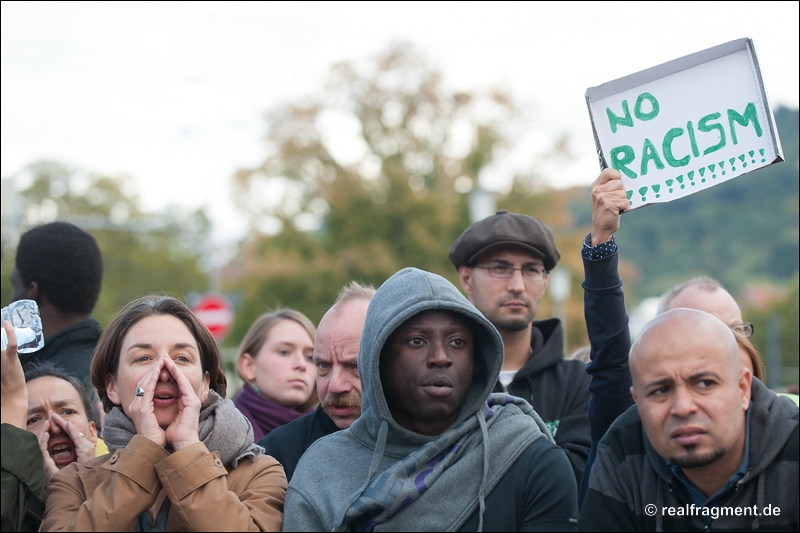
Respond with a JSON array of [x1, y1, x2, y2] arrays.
[[449, 210, 560, 271]]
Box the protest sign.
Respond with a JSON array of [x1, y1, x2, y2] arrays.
[[586, 38, 783, 209]]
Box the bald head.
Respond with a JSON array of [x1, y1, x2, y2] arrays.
[[629, 308, 751, 489], [631, 308, 741, 384], [659, 280, 743, 328]]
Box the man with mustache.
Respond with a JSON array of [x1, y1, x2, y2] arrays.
[[449, 211, 592, 486], [578, 308, 798, 531], [259, 281, 375, 481]]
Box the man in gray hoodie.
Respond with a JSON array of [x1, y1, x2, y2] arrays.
[[284, 267, 578, 531]]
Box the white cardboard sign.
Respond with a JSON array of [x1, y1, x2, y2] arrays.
[[586, 38, 783, 209]]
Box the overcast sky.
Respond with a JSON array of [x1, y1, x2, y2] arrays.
[[2, 1, 798, 243]]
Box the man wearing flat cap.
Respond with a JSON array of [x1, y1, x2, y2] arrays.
[[450, 210, 591, 487]]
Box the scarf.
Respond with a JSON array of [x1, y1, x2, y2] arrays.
[[339, 393, 552, 532], [233, 383, 310, 442], [103, 390, 262, 469]]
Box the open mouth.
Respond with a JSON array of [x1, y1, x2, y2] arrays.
[[153, 390, 179, 407], [49, 441, 76, 466]]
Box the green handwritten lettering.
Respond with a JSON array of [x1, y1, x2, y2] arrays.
[[610, 145, 637, 178], [640, 138, 664, 176], [607, 101, 634, 134], [698, 112, 726, 155], [728, 103, 762, 145], [686, 121, 700, 158], [662, 127, 690, 167], [634, 92, 659, 121]]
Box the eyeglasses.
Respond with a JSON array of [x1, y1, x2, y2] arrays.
[[731, 322, 754, 338], [473, 264, 548, 282]]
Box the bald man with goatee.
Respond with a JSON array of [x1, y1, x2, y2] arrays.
[[578, 309, 798, 531]]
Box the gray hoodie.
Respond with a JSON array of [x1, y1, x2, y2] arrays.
[[284, 267, 571, 531]]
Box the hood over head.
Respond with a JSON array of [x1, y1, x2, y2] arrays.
[[354, 267, 504, 446]]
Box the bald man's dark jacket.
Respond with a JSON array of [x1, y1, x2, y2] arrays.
[[578, 379, 799, 531]]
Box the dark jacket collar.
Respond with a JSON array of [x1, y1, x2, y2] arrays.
[[35, 318, 102, 360]]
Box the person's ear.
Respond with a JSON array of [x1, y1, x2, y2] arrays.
[[201, 371, 210, 403], [458, 266, 475, 301], [238, 353, 257, 384], [739, 366, 752, 411], [88, 421, 98, 444], [106, 374, 120, 405], [26, 280, 41, 302], [630, 385, 638, 404]]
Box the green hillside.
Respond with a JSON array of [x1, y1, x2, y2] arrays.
[[571, 106, 799, 301]]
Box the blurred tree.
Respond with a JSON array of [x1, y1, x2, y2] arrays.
[[746, 274, 800, 387], [228, 43, 588, 350], [1, 160, 210, 326]]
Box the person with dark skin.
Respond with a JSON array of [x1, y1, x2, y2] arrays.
[[285, 268, 578, 531], [379, 309, 475, 436], [10, 222, 104, 419]]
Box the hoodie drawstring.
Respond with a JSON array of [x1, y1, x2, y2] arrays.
[[752, 472, 765, 530], [367, 419, 389, 482], [334, 420, 389, 532], [476, 410, 490, 532]]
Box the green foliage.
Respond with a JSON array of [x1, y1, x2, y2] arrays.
[[611, 106, 798, 298], [568, 107, 798, 295], [568, 107, 799, 378], [746, 274, 800, 386], [1, 160, 210, 326], [227, 43, 585, 349]]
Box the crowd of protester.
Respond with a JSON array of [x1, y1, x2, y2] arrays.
[[1, 169, 797, 531]]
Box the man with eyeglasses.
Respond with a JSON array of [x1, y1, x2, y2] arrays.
[[657, 277, 753, 338], [449, 209, 592, 488]]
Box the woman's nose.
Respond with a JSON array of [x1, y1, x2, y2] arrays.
[[158, 358, 174, 381]]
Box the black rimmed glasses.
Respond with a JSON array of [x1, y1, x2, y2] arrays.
[[731, 322, 754, 338], [473, 264, 548, 282]]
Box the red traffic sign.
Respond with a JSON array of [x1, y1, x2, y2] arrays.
[[192, 292, 235, 341]]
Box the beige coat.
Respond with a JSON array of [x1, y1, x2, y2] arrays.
[[42, 435, 286, 531]]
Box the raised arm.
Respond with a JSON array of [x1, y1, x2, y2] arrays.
[[1, 321, 46, 532], [578, 169, 635, 505]]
